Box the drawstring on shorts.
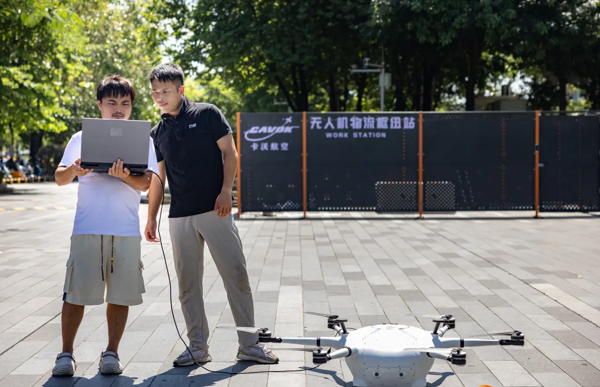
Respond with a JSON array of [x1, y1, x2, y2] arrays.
[[100, 235, 115, 281]]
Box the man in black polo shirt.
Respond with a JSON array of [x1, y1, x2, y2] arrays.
[[144, 63, 278, 366]]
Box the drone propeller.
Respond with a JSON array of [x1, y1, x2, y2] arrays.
[[468, 330, 522, 338], [276, 347, 320, 353], [305, 311, 338, 319], [406, 313, 450, 319], [404, 347, 450, 352], [217, 325, 265, 334]]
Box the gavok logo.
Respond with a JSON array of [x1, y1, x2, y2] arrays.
[[244, 116, 298, 142]]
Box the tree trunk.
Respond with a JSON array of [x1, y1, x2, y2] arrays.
[[29, 131, 43, 165], [269, 62, 296, 111], [413, 63, 423, 111], [558, 76, 568, 112], [298, 65, 309, 111], [327, 71, 340, 112], [465, 78, 475, 111], [357, 74, 366, 112], [422, 56, 434, 111], [291, 64, 300, 106], [393, 59, 406, 111], [465, 34, 484, 111], [465, 45, 477, 111], [9, 122, 14, 157], [341, 76, 349, 111], [591, 81, 600, 110]]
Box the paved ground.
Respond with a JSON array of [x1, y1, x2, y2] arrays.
[[2, 183, 600, 387]]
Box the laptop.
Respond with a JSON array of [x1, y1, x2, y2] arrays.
[[80, 118, 151, 175]]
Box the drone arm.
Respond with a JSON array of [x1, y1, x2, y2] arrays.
[[425, 351, 451, 361], [436, 338, 498, 348], [327, 347, 352, 360], [436, 338, 523, 348], [436, 325, 451, 337], [260, 336, 343, 349]]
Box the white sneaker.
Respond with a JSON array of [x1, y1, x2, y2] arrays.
[[237, 342, 279, 364], [173, 345, 212, 367], [52, 352, 76, 377], [99, 351, 123, 375]]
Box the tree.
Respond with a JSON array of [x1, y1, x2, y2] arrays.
[[0, 0, 165, 164], [164, 0, 373, 112], [0, 0, 86, 159], [63, 0, 163, 132], [511, 0, 599, 111], [185, 77, 241, 130]]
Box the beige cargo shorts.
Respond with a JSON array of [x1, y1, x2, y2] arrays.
[[62, 234, 145, 306]]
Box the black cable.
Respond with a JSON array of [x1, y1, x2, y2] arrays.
[[147, 170, 323, 375]]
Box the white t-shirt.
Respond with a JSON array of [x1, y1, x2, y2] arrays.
[[59, 131, 159, 237]]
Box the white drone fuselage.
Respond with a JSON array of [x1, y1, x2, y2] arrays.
[[341, 324, 436, 387]]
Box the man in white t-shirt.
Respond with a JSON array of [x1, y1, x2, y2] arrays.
[[52, 75, 158, 377]]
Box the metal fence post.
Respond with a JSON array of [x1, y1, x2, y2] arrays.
[[535, 110, 540, 218], [419, 111, 424, 218], [236, 112, 242, 219], [303, 111, 308, 219]]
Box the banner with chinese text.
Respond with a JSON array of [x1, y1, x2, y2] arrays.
[[306, 113, 419, 211], [239, 113, 303, 212]]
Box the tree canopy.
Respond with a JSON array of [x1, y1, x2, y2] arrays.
[[1, 0, 599, 158], [165, 0, 600, 113]]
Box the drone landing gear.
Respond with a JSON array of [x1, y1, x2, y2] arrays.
[[426, 348, 467, 365], [312, 348, 328, 364], [255, 328, 283, 343], [449, 349, 466, 365]]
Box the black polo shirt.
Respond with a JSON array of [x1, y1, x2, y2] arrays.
[[150, 96, 232, 218]]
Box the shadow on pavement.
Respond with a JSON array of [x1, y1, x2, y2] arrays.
[[427, 371, 456, 386]]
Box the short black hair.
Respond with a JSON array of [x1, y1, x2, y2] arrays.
[[96, 75, 136, 103], [148, 63, 185, 86]]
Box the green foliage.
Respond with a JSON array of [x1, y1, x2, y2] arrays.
[[156, 0, 600, 113], [2, 0, 600, 158], [0, 0, 86, 143], [0, 0, 164, 154], [185, 77, 242, 130], [63, 0, 163, 132]]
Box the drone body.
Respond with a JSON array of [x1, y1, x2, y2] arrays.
[[252, 314, 524, 387], [342, 324, 435, 387]]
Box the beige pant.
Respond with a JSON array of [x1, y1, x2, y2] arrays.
[[169, 211, 256, 349], [63, 234, 145, 306]]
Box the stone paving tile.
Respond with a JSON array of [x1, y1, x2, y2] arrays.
[[5, 185, 600, 387], [532, 372, 581, 387], [555, 360, 600, 387], [549, 330, 600, 350], [484, 360, 541, 386], [457, 372, 503, 387]]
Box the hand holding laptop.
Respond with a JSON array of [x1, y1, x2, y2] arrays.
[[108, 159, 130, 179], [72, 158, 93, 177]]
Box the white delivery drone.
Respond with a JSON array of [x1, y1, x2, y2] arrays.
[[237, 312, 524, 387]]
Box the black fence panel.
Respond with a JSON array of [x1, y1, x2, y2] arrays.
[[423, 113, 535, 211], [540, 115, 600, 211], [239, 113, 303, 212], [306, 113, 419, 211]]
